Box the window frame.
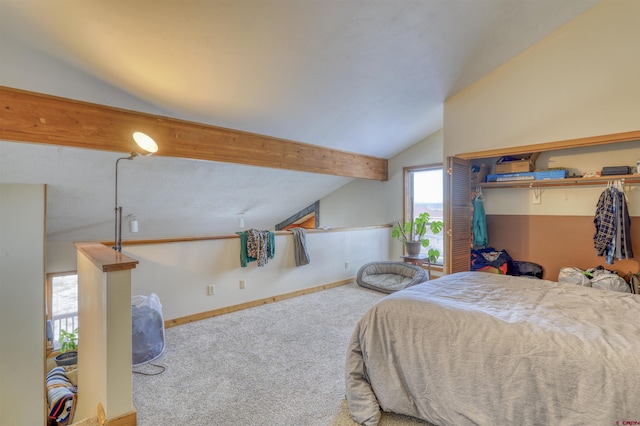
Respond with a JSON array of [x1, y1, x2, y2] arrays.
[[46, 271, 77, 320], [402, 163, 444, 265], [46, 271, 79, 348]]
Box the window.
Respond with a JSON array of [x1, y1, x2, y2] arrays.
[[403, 164, 444, 264], [46, 272, 78, 349]]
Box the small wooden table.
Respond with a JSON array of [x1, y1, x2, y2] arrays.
[[400, 254, 431, 280]]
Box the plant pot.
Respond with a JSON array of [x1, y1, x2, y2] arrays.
[[55, 351, 78, 367], [404, 241, 422, 256]]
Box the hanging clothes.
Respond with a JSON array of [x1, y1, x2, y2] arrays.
[[593, 181, 632, 264], [594, 186, 615, 256], [473, 191, 488, 248], [614, 182, 633, 260], [289, 227, 311, 266], [237, 229, 275, 267]]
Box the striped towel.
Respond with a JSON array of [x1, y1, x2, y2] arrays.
[[46, 367, 77, 423], [290, 227, 310, 266]]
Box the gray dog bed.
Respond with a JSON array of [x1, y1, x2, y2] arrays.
[[356, 261, 428, 293]]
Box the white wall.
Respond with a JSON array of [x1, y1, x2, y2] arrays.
[[46, 230, 390, 322], [444, 0, 640, 222], [124, 228, 389, 321], [444, 0, 640, 158], [320, 130, 444, 260], [43, 131, 442, 323], [0, 184, 45, 426], [75, 253, 134, 421], [47, 240, 78, 273]]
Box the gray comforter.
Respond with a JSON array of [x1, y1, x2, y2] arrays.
[[345, 271, 640, 426]]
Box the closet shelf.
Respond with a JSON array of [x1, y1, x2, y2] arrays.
[[476, 174, 640, 189]]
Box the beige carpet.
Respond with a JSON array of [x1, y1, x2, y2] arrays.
[[131, 282, 435, 425], [331, 399, 430, 425]]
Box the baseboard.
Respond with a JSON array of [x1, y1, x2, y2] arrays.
[[105, 411, 136, 426], [165, 278, 355, 329]]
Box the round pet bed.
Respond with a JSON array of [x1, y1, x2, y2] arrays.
[[356, 261, 428, 294]]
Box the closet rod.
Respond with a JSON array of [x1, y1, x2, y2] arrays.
[[478, 174, 640, 189]]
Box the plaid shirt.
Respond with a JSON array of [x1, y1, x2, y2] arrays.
[[593, 188, 615, 256]]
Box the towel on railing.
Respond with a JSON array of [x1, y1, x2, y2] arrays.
[[237, 229, 275, 267], [289, 227, 311, 266]]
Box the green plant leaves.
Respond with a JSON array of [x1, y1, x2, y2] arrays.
[[59, 327, 78, 353], [392, 212, 443, 263]]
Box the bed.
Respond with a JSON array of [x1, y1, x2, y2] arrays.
[[345, 271, 640, 426]]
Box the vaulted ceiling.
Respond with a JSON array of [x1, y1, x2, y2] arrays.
[[0, 0, 600, 241]]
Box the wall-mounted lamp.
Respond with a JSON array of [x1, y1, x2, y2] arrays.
[[128, 214, 139, 233], [114, 132, 158, 252]]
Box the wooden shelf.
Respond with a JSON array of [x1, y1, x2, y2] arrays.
[[476, 174, 640, 189]]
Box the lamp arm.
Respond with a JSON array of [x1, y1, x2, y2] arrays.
[[114, 155, 135, 252], [112, 130, 157, 252]]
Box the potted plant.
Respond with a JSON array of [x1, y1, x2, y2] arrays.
[[392, 212, 443, 261], [55, 328, 78, 366]]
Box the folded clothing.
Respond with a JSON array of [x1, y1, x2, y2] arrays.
[[46, 367, 77, 424]]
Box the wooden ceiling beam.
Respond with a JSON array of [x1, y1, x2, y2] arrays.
[[0, 86, 388, 181]]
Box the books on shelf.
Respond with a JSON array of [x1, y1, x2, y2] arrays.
[[486, 170, 567, 183]]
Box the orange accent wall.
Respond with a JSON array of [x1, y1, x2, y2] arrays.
[[485, 215, 639, 280], [282, 215, 316, 230]]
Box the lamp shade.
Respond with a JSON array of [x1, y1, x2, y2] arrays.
[[132, 132, 159, 155]]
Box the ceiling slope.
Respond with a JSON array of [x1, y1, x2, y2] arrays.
[[0, 0, 600, 241]]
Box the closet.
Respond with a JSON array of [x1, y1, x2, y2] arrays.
[[445, 130, 640, 277]]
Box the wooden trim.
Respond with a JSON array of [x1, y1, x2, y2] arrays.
[[46, 271, 77, 321], [445, 156, 471, 274], [105, 411, 136, 426], [74, 242, 139, 272], [403, 163, 443, 173], [165, 279, 354, 328], [402, 167, 413, 230], [46, 274, 53, 322], [401, 164, 444, 255], [455, 130, 640, 160], [429, 264, 444, 272], [99, 225, 392, 247], [97, 403, 107, 426], [94, 403, 136, 426], [0, 86, 388, 181]]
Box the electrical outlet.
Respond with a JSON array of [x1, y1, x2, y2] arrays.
[[207, 284, 215, 295], [344, 261, 349, 269], [239, 279, 246, 290]]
